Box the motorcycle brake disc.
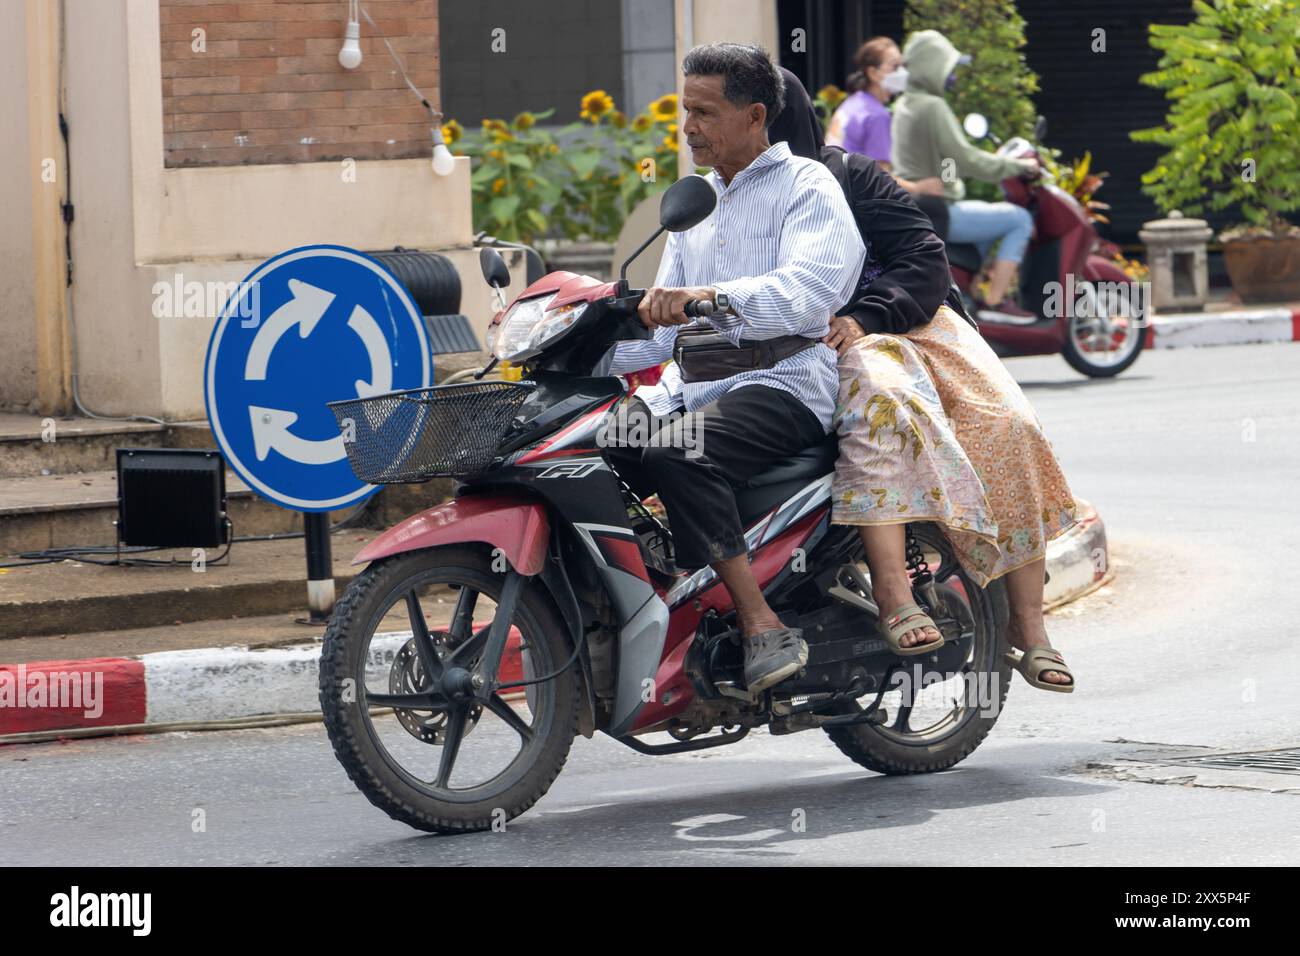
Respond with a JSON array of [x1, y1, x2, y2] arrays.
[[389, 634, 482, 745]]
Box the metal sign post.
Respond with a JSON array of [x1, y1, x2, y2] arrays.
[[304, 512, 334, 623]]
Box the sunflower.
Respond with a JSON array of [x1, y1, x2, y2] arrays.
[[440, 118, 463, 145], [610, 110, 627, 129], [660, 122, 678, 151], [481, 118, 509, 134], [649, 92, 678, 122], [817, 84, 847, 110], [491, 178, 507, 195], [579, 89, 615, 123], [630, 113, 653, 134], [512, 111, 536, 130], [487, 148, 505, 161]]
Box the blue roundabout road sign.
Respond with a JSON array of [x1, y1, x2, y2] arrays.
[[203, 244, 432, 512]]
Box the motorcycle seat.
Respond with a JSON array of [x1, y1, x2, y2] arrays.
[[732, 436, 838, 524], [945, 242, 983, 274]]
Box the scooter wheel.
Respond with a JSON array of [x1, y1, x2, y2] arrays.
[[1062, 307, 1144, 377]]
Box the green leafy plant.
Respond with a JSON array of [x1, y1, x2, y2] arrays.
[[1040, 150, 1111, 223], [451, 109, 561, 243], [903, 0, 1041, 200], [1131, 0, 1300, 238], [451, 91, 680, 246]]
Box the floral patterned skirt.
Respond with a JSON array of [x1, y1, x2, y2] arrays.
[[832, 304, 1077, 587]]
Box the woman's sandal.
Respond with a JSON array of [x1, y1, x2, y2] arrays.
[[879, 603, 945, 656], [1004, 645, 1075, 693]]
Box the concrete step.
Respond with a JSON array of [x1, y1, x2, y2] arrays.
[[0, 462, 453, 555], [0, 413, 169, 479], [0, 535, 376, 640], [0, 467, 356, 554]]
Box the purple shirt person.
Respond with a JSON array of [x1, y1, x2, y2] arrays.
[[827, 36, 945, 201], [827, 89, 893, 163]]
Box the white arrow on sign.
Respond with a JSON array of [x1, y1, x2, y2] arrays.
[[249, 405, 346, 465], [244, 279, 336, 381], [346, 304, 393, 398]]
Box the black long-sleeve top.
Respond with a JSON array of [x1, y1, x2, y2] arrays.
[[820, 145, 965, 335]]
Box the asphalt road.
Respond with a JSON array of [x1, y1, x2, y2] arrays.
[[3, 343, 1298, 866]]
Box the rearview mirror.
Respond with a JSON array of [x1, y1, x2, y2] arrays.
[[962, 112, 989, 140], [479, 247, 510, 288], [659, 174, 718, 233]]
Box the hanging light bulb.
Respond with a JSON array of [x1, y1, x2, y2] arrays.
[[338, 1, 362, 69], [431, 127, 456, 176], [432, 143, 456, 176]]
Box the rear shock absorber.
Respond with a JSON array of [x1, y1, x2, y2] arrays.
[[905, 526, 942, 613]]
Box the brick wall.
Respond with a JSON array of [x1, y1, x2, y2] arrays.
[[160, 0, 440, 167]]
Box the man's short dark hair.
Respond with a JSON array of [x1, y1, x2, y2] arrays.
[[682, 43, 786, 128]]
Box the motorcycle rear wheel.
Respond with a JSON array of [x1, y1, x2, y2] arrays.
[[319, 546, 580, 833], [823, 525, 1011, 775]]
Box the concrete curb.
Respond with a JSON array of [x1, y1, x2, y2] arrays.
[[1147, 304, 1300, 349], [1044, 500, 1110, 611], [2, 503, 1109, 744]]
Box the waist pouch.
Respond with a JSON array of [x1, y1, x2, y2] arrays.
[[673, 327, 820, 384]]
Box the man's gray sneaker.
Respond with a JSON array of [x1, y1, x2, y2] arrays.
[[743, 627, 809, 693]]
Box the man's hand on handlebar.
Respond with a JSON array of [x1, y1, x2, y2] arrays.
[[637, 286, 717, 329]]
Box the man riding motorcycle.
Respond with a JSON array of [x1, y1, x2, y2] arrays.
[[604, 42, 865, 693]]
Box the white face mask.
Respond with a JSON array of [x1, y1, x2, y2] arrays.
[[882, 66, 909, 95]]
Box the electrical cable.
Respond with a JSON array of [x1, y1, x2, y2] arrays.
[[0, 497, 371, 568], [359, 3, 440, 121]]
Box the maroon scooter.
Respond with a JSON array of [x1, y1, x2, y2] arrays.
[[947, 114, 1144, 377]]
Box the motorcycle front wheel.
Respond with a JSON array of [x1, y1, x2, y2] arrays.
[[319, 545, 579, 833]]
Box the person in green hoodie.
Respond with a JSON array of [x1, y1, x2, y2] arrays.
[[891, 29, 1040, 319]]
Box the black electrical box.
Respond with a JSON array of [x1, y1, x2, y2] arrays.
[[116, 448, 228, 549]]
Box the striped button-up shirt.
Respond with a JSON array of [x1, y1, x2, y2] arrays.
[[608, 140, 865, 431]]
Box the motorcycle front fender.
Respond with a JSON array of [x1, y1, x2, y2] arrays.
[[351, 493, 549, 575]]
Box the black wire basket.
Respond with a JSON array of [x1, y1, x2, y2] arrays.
[[328, 381, 533, 483]]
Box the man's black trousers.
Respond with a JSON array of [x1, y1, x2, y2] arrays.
[[606, 385, 825, 571]]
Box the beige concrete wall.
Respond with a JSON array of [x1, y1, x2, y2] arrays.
[[0, 0, 38, 411], [65, 0, 163, 418], [672, 0, 780, 176], [1, 0, 76, 415], [51, 0, 479, 420]]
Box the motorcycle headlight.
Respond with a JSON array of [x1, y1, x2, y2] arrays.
[[488, 294, 588, 361]]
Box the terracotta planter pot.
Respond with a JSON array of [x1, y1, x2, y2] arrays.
[[1222, 235, 1300, 303]]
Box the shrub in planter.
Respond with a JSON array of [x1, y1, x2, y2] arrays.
[[1132, 0, 1300, 301]]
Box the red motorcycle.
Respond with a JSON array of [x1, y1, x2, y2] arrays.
[[948, 114, 1144, 377], [319, 175, 1010, 833]]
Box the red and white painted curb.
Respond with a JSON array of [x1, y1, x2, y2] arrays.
[[1044, 499, 1109, 611], [1146, 304, 1300, 350], [2, 503, 1109, 744], [0, 628, 525, 744]]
